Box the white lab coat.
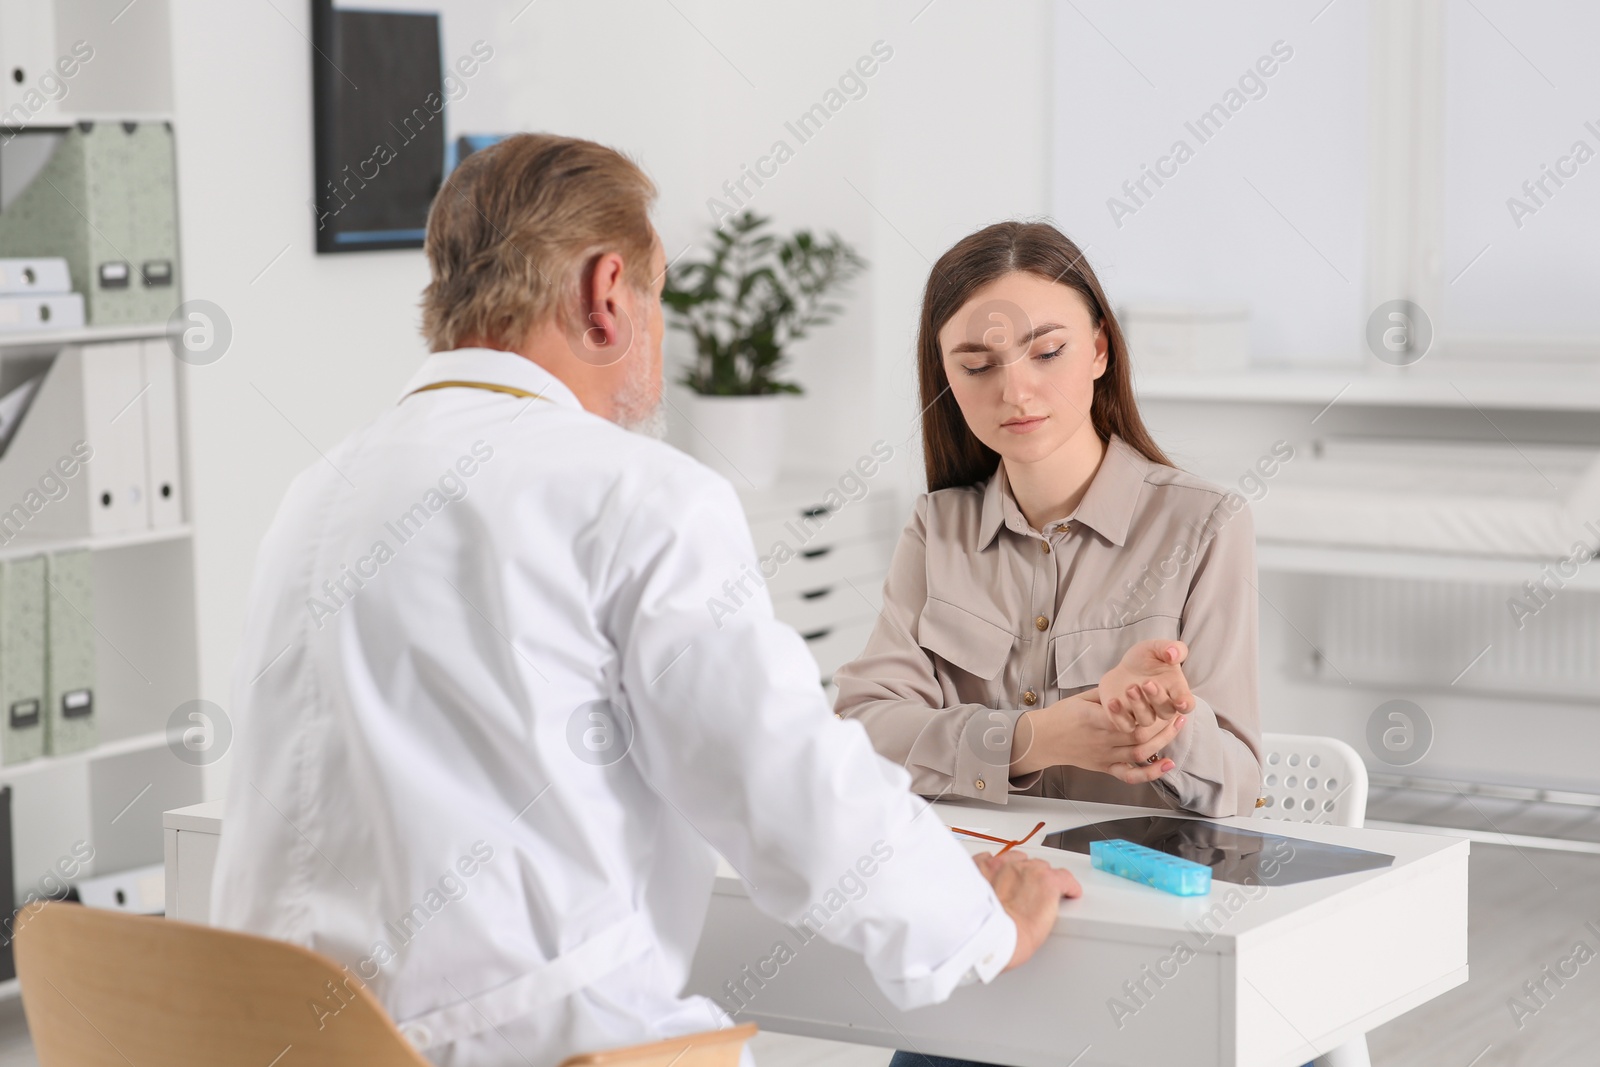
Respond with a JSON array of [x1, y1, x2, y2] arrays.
[[211, 348, 1016, 1066]]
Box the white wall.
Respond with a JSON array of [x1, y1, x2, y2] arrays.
[[168, 0, 1053, 790], [865, 1, 1055, 502], [1050, 0, 1371, 366], [171, 1, 431, 783]]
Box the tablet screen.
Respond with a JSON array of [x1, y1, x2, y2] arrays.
[[1040, 816, 1394, 885]]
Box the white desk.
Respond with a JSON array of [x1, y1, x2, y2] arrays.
[[165, 796, 1468, 1067], [162, 799, 224, 924], [685, 797, 1468, 1067]]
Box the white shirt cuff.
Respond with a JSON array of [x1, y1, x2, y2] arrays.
[[954, 905, 1018, 988], [873, 898, 1018, 1011]]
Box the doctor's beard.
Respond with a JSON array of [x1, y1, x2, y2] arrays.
[[612, 326, 667, 439]]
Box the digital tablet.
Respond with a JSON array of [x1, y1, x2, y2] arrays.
[[1041, 816, 1394, 886]]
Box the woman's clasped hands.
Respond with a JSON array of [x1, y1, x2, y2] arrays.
[[1010, 639, 1193, 785]]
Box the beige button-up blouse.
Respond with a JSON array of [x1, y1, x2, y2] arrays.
[[834, 435, 1262, 817]]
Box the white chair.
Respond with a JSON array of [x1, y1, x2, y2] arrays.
[[1257, 732, 1369, 827], [1256, 732, 1372, 1067]]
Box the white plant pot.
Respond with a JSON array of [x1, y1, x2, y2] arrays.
[[681, 393, 787, 490]]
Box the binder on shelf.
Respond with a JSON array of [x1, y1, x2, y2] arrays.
[[0, 375, 41, 454], [0, 123, 181, 326], [139, 340, 183, 528], [0, 342, 150, 542], [0, 556, 46, 766], [0, 292, 85, 332], [73, 862, 164, 915], [0, 0, 61, 128], [0, 786, 13, 981], [0, 258, 72, 295], [45, 548, 96, 757]]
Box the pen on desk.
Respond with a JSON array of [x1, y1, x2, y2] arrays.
[[998, 821, 1046, 855], [951, 820, 1046, 855]]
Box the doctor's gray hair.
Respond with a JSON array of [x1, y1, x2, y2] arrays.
[[421, 133, 658, 353]]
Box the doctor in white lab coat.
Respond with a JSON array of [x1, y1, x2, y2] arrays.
[[210, 133, 1079, 1067]]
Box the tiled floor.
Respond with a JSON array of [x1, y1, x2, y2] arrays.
[[6, 816, 1598, 1066], [0, 998, 34, 1067], [1364, 841, 1600, 1067]]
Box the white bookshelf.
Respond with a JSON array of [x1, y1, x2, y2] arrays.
[[0, 325, 202, 997], [0, 729, 170, 786], [1255, 541, 1600, 592], [1140, 356, 1600, 803], [0, 523, 191, 564], [1135, 364, 1600, 411], [0, 0, 200, 983], [0, 324, 170, 354]]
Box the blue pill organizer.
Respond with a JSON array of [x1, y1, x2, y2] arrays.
[[1090, 838, 1212, 896]]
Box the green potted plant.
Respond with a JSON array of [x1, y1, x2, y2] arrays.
[[663, 211, 865, 488]]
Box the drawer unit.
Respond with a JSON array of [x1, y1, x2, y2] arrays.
[[763, 536, 893, 600], [772, 570, 885, 635], [801, 616, 878, 684], [736, 474, 900, 684], [747, 499, 882, 557]]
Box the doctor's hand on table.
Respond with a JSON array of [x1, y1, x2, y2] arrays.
[[973, 849, 1083, 970]]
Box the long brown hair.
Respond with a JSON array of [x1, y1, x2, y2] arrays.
[[917, 221, 1171, 491]]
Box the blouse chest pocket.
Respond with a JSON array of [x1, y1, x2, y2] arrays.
[[917, 597, 1015, 680], [1051, 614, 1181, 692]]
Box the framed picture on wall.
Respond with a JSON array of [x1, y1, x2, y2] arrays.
[[309, 0, 445, 253]]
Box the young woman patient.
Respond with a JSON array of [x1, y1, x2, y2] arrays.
[[834, 221, 1262, 830]]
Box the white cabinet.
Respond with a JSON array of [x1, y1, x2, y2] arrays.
[[736, 475, 898, 687], [162, 799, 220, 924]]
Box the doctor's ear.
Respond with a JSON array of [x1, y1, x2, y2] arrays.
[[582, 252, 626, 344], [573, 252, 635, 365]]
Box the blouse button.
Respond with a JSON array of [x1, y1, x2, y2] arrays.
[[975, 778, 986, 790], [1041, 541, 1051, 554], [1034, 615, 1049, 631], [1022, 690, 1038, 706]]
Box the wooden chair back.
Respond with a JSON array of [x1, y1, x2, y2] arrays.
[[559, 1023, 757, 1065], [15, 902, 755, 1067]]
